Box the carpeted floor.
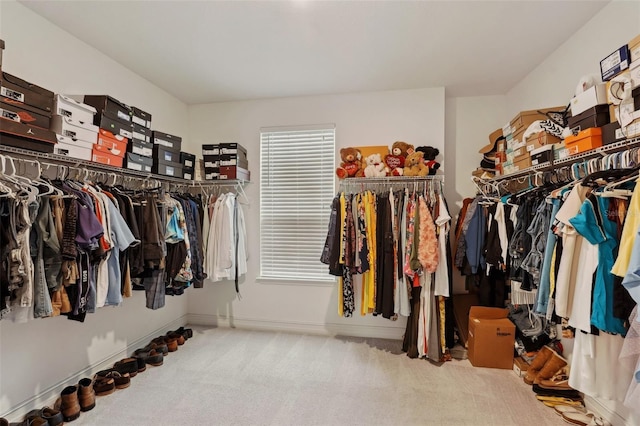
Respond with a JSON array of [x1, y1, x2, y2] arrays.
[[71, 326, 565, 425]]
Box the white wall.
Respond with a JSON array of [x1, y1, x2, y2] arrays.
[[504, 2, 640, 425], [0, 1, 190, 419], [186, 88, 444, 337]]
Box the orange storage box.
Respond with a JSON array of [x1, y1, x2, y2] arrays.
[[564, 127, 602, 155], [96, 130, 128, 157], [92, 146, 123, 167]]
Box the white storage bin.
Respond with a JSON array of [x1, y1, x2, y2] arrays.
[[54, 95, 96, 124]]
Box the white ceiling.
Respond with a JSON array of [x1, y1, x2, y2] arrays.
[[19, 0, 609, 105]]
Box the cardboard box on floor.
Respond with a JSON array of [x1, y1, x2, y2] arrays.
[[467, 306, 516, 369]]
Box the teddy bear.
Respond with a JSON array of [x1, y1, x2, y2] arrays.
[[415, 146, 441, 175], [385, 141, 414, 176], [363, 153, 388, 177], [336, 147, 363, 179], [403, 151, 429, 177]]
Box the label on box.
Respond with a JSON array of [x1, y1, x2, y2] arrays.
[[184, 171, 193, 180], [155, 138, 172, 148], [205, 172, 219, 180], [127, 162, 143, 171], [0, 108, 20, 122], [119, 128, 133, 139], [184, 159, 193, 168], [58, 107, 73, 118], [132, 116, 147, 127], [1, 86, 24, 103], [205, 160, 219, 168], [166, 166, 175, 176], [601, 46, 630, 80], [132, 145, 152, 157], [221, 158, 238, 166], [133, 130, 149, 142], [163, 152, 172, 162], [616, 128, 625, 139], [117, 110, 130, 122]]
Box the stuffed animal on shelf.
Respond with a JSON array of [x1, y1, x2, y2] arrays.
[[336, 147, 363, 179], [363, 153, 388, 177], [416, 146, 441, 175], [385, 141, 414, 176], [403, 151, 429, 177]]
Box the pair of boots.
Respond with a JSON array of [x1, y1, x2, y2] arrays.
[[523, 345, 568, 385]]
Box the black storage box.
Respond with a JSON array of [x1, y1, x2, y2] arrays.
[[131, 106, 152, 128], [152, 130, 181, 152], [128, 139, 153, 157], [125, 152, 153, 172], [567, 104, 610, 132], [153, 145, 180, 163], [530, 145, 554, 166], [152, 159, 183, 177], [202, 144, 220, 156], [180, 152, 196, 170], [602, 121, 626, 145], [0, 118, 56, 153], [132, 123, 151, 143], [220, 142, 247, 156], [96, 110, 133, 139], [203, 155, 219, 168], [204, 167, 219, 180], [83, 95, 131, 123], [1, 100, 51, 129], [1, 72, 54, 113]]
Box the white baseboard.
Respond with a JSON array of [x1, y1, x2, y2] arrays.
[[186, 314, 404, 340], [584, 395, 630, 426], [3, 315, 187, 422]]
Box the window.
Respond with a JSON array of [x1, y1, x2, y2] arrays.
[[260, 125, 336, 282]]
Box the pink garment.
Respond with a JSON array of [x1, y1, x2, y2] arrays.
[[418, 196, 438, 273]]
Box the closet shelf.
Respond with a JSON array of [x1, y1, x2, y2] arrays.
[[0, 144, 248, 187], [490, 136, 640, 182]]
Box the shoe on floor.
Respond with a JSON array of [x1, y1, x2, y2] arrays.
[[561, 410, 611, 426], [39, 407, 64, 426], [93, 376, 116, 397], [114, 357, 139, 377], [96, 369, 130, 389], [78, 377, 96, 412], [553, 404, 586, 416], [54, 385, 81, 422]]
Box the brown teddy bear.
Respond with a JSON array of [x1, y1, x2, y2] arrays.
[[385, 141, 414, 176], [336, 147, 363, 179], [403, 151, 429, 177]]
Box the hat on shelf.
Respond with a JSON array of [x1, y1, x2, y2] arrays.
[[479, 128, 504, 154]]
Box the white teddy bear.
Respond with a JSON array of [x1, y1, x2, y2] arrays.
[[363, 153, 388, 177]]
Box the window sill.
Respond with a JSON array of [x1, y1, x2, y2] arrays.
[[256, 276, 336, 287]]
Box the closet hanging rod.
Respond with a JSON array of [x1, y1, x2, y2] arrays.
[[339, 175, 444, 184], [489, 136, 640, 183]]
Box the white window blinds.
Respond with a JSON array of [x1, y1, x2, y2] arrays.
[[260, 125, 336, 281]]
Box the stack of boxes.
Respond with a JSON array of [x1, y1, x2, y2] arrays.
[[151, 130, 183, 177], [202, 143, 250, 180], [0, 40, 57, 153], [83, 95, 133, 167], [125, 106, 154, 172], [51, 95, 98, 160], [180, 151, 196, 180]]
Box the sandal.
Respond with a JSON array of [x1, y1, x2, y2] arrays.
[[561, 411, 611, 426], [553, 404, 586, 415]]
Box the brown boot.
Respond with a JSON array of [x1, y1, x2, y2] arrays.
[[538, 366, 573, 390], [523, 346, 553, 385], [534, 349, 568, 384], [78, 377, 96, 412], [55, 385, 81, 422]]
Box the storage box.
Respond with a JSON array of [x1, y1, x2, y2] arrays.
[[96, 110, 133, 139], [0, 118, 56, 153], [91, 148, 123, 167], [554, 143, 569, 161], [467, 306, 516, 369], [220, 154, 248, 168], [51, 115, 99, 143], [83, 95, 131, 123], [204, 167, 219, 180], [152, 159, 182, 177], [220, 142, 247, 156], [203, 155, 219, 168], [601, 45, 631, 81], [132, 123, 151, 143], [631, 59, 640, 90], [602, 121, 625, 145], [219, 165, 250, 181], [531, 145, 554, 166], [54, 135, 92, 161], [525, 131, 561, 152], [95, 131, 128, 157], [130, 106, 152, 128], [128, 139, 153, 157], [565, 127, 603, 155], [97, 128, 128, 145], [567, 104, 610, 132], [0, 39, 4, 71], [513, 357, 530, 378], [513, 155, 532, 171], [610, 103, 619, 123], [630, 34, 640, 63], [180, 152, 196, 170], [152, 130, 181, 152], [1, 72, 54, 113], [125, 152, 153, 172], [152, 145, 180, 163], [0, 100, 51, 129], [510, 106, 565, 135], [54, 95, 96, 123], [570, 83, 608, 116], [202, 144, 220, 156]]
